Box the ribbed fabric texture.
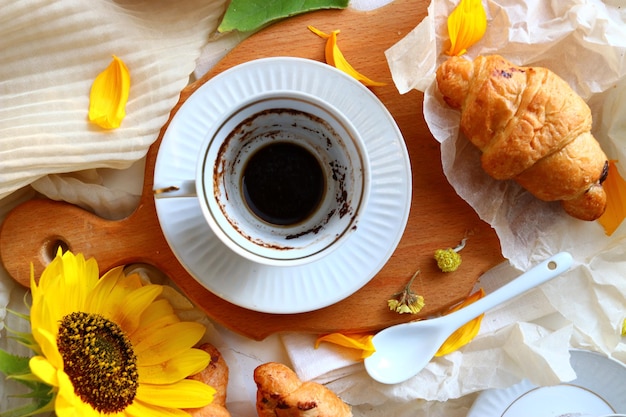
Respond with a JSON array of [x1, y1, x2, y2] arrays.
[[0, 0, 228, 199]]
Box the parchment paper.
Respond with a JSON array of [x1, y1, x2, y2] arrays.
[[385, 0, 626, 270]]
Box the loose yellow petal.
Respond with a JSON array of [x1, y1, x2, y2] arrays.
[[446, 0, 487, 56], [308, 25, 386, 87], [435, 288, 485, 356], [136, 379, 215, 408], [88, 55, 130, 129], [315, 332, 375, 359], [307, 25, 330, 39], [598, 160, 626, 236]]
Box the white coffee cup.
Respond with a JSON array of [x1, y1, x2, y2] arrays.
[[155, 91, 370, 266]]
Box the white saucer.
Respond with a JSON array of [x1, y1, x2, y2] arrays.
[[468, 350, 626, 417], [153, 57, 411, 314]]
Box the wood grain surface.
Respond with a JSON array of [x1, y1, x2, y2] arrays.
[[0, 0, 504, 340]]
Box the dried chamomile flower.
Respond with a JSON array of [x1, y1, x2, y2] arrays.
[[388, 270, 425, 314], [434, 238, 467, 272]]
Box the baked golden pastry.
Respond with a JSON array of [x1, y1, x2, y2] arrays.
[[254, 362, 352, 417], [186, 343, 232, 417], [436, 54, 609, 220]]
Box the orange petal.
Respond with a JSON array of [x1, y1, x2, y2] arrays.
[[435, 288, 485, 356], [315, 332, 375, 359], [307, 25, 330, 39], [598, 160, 626, 236], [308, 26, 386, 87]]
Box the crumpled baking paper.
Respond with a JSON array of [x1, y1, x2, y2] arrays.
[[282, 0, 626, 412], [385, 0, 626, 271], [384, 0, 626, 368]]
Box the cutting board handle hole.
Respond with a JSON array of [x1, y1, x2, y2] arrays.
[[43, 237, 71, 264]]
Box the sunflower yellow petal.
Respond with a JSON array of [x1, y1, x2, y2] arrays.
[[315, 332, 376, 359], [29, 286, 58, 338], [598, 160, 626, 236], [446, 0, 487, 56], [57, 252, 98, 314], [85, 267, 122, 315], [33, 251, 99, 321], [126, 400, 192, 417], [136, 298, 177, 329], [136, 379, 215, 408], [113, 284, 163, 335], [134, 322, 206, 366], [31, 327, 63, 372], [138, 348, 211, 384], [29, 355, 60, 387], [131, 313, 182, 347], [27, 250, 214, 416], [309, 26, 386, 87], [95, 268, 143, 319], [435, 289, 485, 356], [129, 298, 180, 342], [88, 55, 130, 129], [33, 248, 63, 290]]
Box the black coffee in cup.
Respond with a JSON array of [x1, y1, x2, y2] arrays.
[[241, 142, 325, 226]]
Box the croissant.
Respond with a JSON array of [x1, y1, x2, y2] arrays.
[[436, 54, 609, 221], [254, 362, 352, 417], [186, 343, 232, 417]]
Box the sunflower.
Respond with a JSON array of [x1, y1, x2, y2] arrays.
[[27, 250, 215, 416]]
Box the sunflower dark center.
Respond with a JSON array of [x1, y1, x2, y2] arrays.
[[57, 312, 138, 413]]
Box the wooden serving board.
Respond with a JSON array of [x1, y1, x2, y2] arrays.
[[0, 0, 504, 340]]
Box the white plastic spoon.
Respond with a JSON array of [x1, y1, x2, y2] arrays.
[[364, 251, 574, 384]]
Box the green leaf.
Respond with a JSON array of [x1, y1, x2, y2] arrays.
[[0, 349, 31, 377], [218, 0, 350, 33], [0, 349, 55, 417], [0, 395, 55, 417]]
